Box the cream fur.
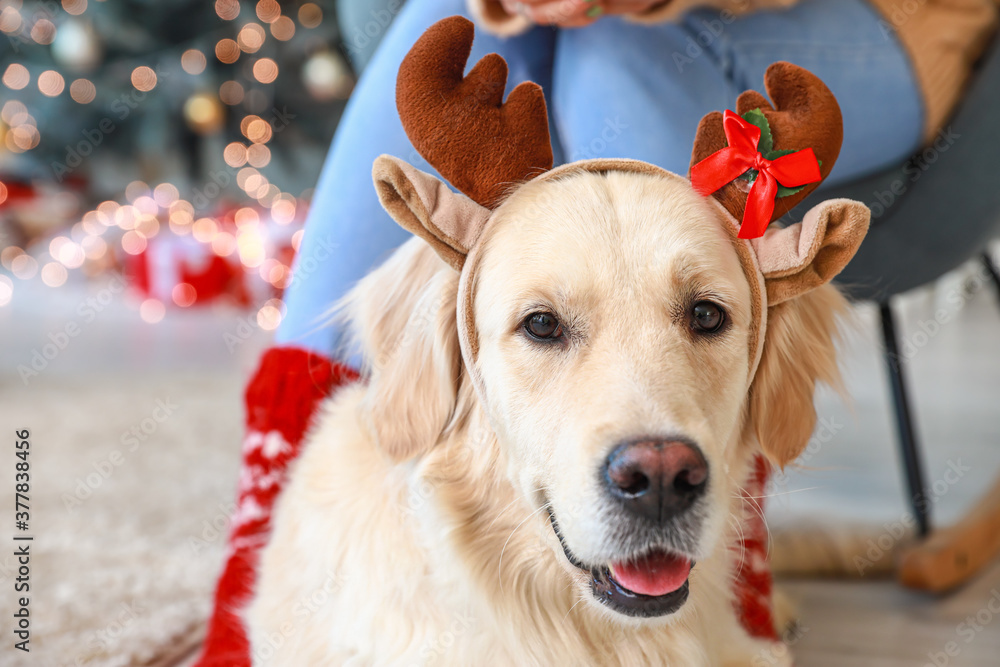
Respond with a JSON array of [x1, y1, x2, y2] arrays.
[[248, 172, 847, 666]]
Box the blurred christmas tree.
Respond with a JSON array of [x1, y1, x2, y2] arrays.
[[0, 0, 356, 316]]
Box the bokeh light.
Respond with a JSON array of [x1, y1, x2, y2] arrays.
[[236, 166, 259, 189], [10, 124, 39, 151], [70, 78, 96, 103], [271, 198, 296, 224], [252, 58, 278, 84], [245, 118, 272, 143], [1, 246, 22, 269], [298, 3, 322, 28], [125, 180, 149, 202], [62, 0, 88, 16], [131, 66, 157, 92], [171, 283, 197, 307], [121, 231, 147, 255], [41, 263, 68, 287], [270, 15, 294, 40], [0, 7, 22, 33], [224, 141, 248, 167], [153, 183, 179, 207], [181, 49, 207, 75], [215, 38, 240, 64], [239, 115, 260, 136], [0, 276, 12, 307], [30, 18, 55, 44], [238, 23, 265, 53], [183, 93, 225, 134], [134, 214, 160, 238], [192, 218, 218, 243], [81, 236, 107, 260], [237, 230, 265, 267], [234, 207, 259, 228], [219, 80, 244, 105], [49, 236, 69, 259], [11, 254, 38, 280], [1, 100, 28, 125], [257, 302, 283, 330], [2, 64, 29, 90], [215, 0, 240, 21], [256, 0, 280, 23], [247, 143, 270, 168], [211, 231, 236, 256], [139, 298, 165, 323], [38, 70, 65, 96], [57, 241, 86, 269]]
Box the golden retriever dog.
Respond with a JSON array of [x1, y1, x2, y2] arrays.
[[248, 16, 869, 666], [248, 167, 865, 666]]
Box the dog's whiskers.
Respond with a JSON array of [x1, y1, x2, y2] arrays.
[[730, 475, 773, 559], [562, 594, 588, 622], [498, 502, 550, 596], [486, 489, 543, 533], [735, 485, 822, 500], [727, 513, 748, 580]]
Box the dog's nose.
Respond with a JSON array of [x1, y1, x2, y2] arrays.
[[604, 439, 708, 523]]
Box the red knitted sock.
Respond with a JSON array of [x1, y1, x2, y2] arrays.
[[195, 347, 358, 666], [734, 454, 778, 641]]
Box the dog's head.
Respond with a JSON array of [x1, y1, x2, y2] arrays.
[[361, 17, 869, 621]]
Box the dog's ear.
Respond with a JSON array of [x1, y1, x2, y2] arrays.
[[746, 198, 865, 466], [748, 283, 847, 468], [347, 239, 462, 461], [373, 155, 492, 271], [752, 199, 870, 306]]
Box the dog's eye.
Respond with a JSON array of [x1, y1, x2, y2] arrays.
[[523, 312, 563, 341], [690, 301, 725, 333]]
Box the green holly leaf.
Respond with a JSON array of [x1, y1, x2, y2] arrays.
[[776, 183, 807, 198], [741, 108, 773, 155], [763, 148, 795, 161]]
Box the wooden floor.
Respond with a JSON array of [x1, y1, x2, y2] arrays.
[[783, 562, 1000, 666]]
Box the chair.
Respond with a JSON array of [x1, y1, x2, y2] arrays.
[[822, 37, 1000, 592]]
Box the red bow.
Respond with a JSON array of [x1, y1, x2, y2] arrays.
[[690, 110, 822, 239]]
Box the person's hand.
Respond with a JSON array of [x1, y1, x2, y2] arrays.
[[499, 0, 667, 28]]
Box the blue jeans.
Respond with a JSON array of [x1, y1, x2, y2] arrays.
[[277, 0, 923, 357]]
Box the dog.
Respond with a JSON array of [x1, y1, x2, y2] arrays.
[[248, 17, 869, 666]]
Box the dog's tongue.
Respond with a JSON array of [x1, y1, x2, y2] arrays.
[[609, 550, 691, 597]]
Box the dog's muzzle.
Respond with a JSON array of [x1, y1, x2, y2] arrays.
[[547, 509, 693, 618]]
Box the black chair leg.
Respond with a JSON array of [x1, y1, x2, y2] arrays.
[[982, 252, 1000, 309], [879, 302, 931, 537]]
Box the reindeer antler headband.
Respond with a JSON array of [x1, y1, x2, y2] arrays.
[[373, 16, 869, 390]]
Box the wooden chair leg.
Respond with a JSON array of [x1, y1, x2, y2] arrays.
[[898, 473, 1000, 592], [879, 302, 931, 537]]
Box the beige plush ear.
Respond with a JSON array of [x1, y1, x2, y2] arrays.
[[373, 155, 492, 271], [751, 199, 870, 305]]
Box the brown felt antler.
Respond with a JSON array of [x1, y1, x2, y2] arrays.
[[689, 62, 843, 225], [395, 15, 554, 209]]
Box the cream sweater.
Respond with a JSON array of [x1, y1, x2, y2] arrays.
[[468, 0, 999, 141]]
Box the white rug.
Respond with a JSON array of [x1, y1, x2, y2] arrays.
[[0, 372, 244, 666]]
